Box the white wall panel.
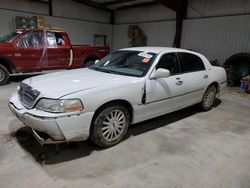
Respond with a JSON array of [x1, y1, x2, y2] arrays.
[[112, 25, 129, 50], [181, 15, 250, 62], [115, 4, 175, 24], [114, 0, 250, 24], [188, 0, 250, 18], [52, 0, 110, 23], [0, 0, 111, 23], [0, 0, 48, 15], [112, 21, 175, 50], [0, 9, 112, 47]]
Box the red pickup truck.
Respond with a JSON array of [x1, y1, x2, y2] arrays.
[[0, 29, 109, 85]]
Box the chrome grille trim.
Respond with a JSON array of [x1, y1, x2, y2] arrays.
[[18, 82, 40, 108]]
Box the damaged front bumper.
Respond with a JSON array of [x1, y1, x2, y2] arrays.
[[9, 94, 94, 145]]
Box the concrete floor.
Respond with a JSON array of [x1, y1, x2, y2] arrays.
[[0, 77, 250, 188]]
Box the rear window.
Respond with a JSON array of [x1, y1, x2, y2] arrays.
[[178, 52, 205, 73]]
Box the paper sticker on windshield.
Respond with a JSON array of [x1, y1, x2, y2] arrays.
[[142, 58, 150, 63], [138, 52, 153, 59]]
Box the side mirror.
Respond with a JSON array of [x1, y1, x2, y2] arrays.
[[150, 68, 170, 79], [95, 59, 100, 64]]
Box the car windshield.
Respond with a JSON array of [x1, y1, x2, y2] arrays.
[[89, 50, 156, 77], [0, 31, 22, 42]]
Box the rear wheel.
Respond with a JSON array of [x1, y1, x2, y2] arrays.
[[201, 85, 217, 111], [0, 64, 10, 86], [90, 104, 130, 147]]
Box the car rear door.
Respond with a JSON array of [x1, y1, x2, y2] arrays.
[[176, 52, 209, 106], [45, 31, 71, 69]]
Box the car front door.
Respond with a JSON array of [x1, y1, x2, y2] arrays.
[[144, 53, 187, 119], [13, 31, 44, 71]]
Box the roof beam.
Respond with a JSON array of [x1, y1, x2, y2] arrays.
[[156, 0, 178, 12], [115, 2, 158, 10], [72, 0, 111, 11], [101, 0, 136, 7], [173, 0, 188, 47]]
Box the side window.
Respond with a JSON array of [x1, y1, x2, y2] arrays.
[[156, 53, 180, 75], [55, 33, 65, 46], [46, 32, 57, 47], [178, 52, 205, 73], [16, 32, 43, 48]]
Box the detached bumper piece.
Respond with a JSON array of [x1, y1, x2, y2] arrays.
[[32, 129, 66, 145]]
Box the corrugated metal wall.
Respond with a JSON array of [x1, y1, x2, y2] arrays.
[[181, 15, 250, 62], [0, 9, 112, 47], [113, 14, 250, 62]]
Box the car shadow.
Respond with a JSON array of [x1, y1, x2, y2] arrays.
[[125, 98, 221, 139], [15, 99, 221, 165], [10, 75, 40, 83]]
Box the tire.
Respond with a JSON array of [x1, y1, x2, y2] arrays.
[[90, 104, 130, 147], [83, 57, 99, 67], [0, 64, 10, 86], [200, 85, 217, 111], [227, 79, 235, 87], [84, 60, 95, 67]]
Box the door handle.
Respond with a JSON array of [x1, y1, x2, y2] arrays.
[[176, 81, 183, 85], [203, 75, 208, 79]]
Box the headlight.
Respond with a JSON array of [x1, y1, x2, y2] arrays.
[[36, 98, 83, 113]]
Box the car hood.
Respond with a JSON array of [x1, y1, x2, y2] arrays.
[[23, 68, 142, 98]]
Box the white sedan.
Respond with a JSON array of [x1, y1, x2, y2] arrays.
[[9, 47, 227, 147]]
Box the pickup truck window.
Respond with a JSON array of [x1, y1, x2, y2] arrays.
[[178, 52, 205, 73], [0, 31, 21, 42], [55, 33, 65, 46], [46, 32, 57, 47], [156, 53, 180, 75], [16, 31, 43, 48], [90, 50, 156, 77]]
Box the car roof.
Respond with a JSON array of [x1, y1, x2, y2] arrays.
[[119, 46, 195, 54]]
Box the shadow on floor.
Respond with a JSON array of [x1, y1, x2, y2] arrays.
[[15, 99, 221, 165]]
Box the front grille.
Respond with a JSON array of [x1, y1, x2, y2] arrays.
[[18, 82, 40, 108]]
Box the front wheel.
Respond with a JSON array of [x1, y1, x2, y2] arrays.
[[83, 58, 99, 67], [90, 104, 130, 147], [0, 64, 10, 86], [200, 85, 217, 111]]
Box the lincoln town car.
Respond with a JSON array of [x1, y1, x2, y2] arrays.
[[9, 47, 227, 147]]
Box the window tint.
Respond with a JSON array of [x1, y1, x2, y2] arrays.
[[156, 53, 180, 75], [55, 33, 65, 46], [0, 32, 21, 42], [90, 51, 156, 77], [46, 32, 57, 47], [178, 52, 205, 73], [16, 31, 43, 48]]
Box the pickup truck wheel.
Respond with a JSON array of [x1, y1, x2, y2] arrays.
[[201, 85, 217, 111], [0, 64, 10, 86], [90, 104, 130, 147], [84, 59, 99, 67]]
